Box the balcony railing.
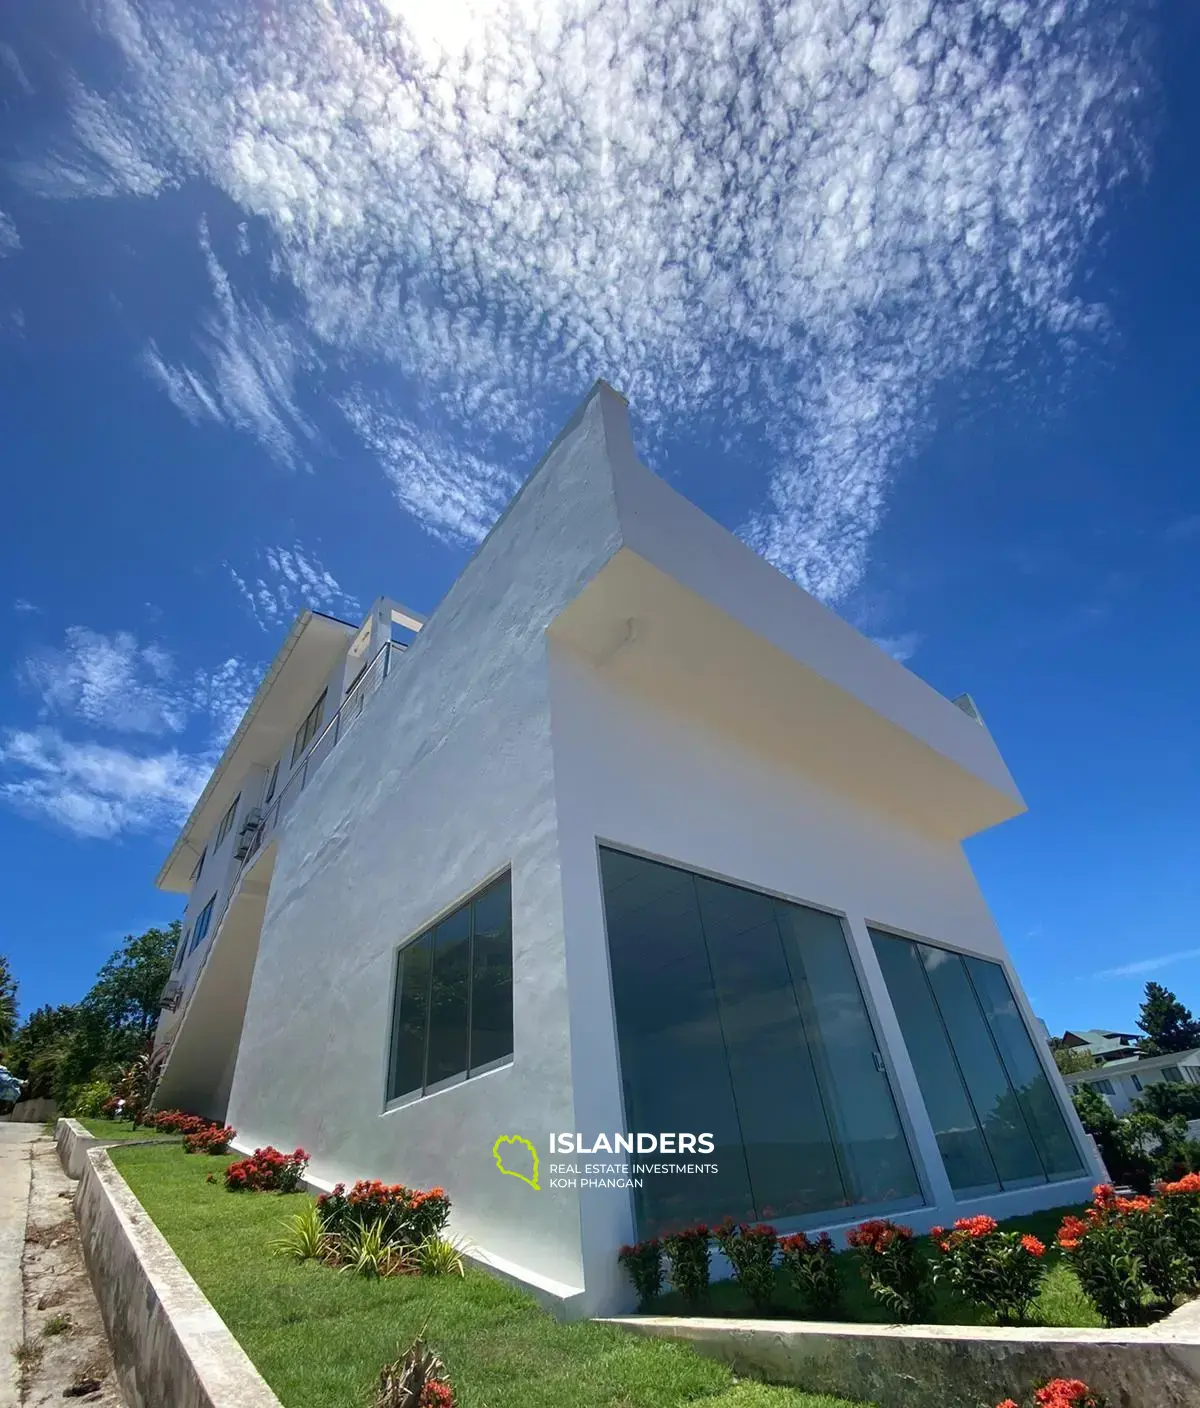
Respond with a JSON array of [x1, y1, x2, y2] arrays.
[[241, 639, 404, 867]]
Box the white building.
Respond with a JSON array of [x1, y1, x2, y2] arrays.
[[151, 382, 1101, 1317], [1065, 1049, 1200, 1116]]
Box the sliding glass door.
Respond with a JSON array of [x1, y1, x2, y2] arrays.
[[870, 930, 1085, 1196], [600, 847, 922, 1239]]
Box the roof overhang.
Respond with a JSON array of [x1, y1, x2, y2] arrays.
[[156, 610, 355, 893]]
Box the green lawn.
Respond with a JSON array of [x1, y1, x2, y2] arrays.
[[653, 1204, 1102, 1329], [109, 1143, 872, 1408], [77, 1116, 176, 1142]]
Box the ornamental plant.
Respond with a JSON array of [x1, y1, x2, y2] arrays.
[[929, 1214, 1047, 1324], [1091, 1184, 1194, 1307], [224, 1146, 309, 1193], [713, 1221, 778, 1313], [995, 1377, 1107, 1408], [183, 1123, 236, 1155], [778, 1231, 842, 1319], [1054, 1185, 1172, 1328], [316, 1180, 451, 1245], [662, 1224, 711, 1309], [617, 1239, 663, 1310], [1157, 1171, 1200, 1273], [845, 1219, 932, 1324]]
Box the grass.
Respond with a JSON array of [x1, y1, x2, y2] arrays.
[[109, 1142, 870, 1408], [42, 1313, 72, 1337], [76, 1116, 175, 1142], [652, 1205, 1102, 1329]]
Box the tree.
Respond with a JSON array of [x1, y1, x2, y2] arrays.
[[1133, 1080, 1200, 1123], [1051, 1043, 1098, 1076], [5, 1004, 80, 1100], [0, 954, 17, 1050], [1137, 982, 1200, 1056]]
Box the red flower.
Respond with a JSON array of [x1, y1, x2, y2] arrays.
[[1056, 1215, 1089, 1251], [953, 1214, 998, 1239], [1020, 1235, 1046, 1257], [1034, 1379, 1090, 1407], [1160, 1171, 1200, 1195], [995, 1400, 1021, 1408]]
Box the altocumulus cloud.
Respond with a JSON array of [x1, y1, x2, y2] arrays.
[[21, 0, 1154, 600], [227, 541, 361, 632], [0, 627, 260, 839]]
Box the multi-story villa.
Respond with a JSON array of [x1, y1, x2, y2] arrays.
[[152, 381, 1101, 1318]]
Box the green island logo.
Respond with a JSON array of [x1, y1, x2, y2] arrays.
[[492, 1134, 540, 1190]]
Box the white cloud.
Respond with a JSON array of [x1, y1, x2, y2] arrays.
[[1097, 949, 1200, 981], [228, 542, 361, 632], [140, 220, 315, 465], [0, 729, 210, 840], [0, 43, 34, 97], [871, 632, 922, 664], [2, 626, 261, 838], [26, 0, 1153, 599], [0, 210, 19, 257], [12, 599, 39, 614], [21, 626, 186, 735]]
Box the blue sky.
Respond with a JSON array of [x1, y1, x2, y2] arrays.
[[0, 0, 1196, 1039]]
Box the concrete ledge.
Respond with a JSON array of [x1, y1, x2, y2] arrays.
[[602, 1313, 1200, 1408], [55, 1118, 169, 1180], [73, 1146, 282, 1408]]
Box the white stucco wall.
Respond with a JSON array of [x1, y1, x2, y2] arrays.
[[225, 389, 626, 1298], [547, 637, 1101, 1310]]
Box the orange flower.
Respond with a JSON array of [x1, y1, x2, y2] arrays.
[[995, 1400, 1021, 1408], [1020, 1234, 1046, 1257], [953, 1214, 998, 1238], [1056, 1214, 1088, 1251], [1159, 1171, 1200, 1195], [1034, 1379, 1090, 1407]]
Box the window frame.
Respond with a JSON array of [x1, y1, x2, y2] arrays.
[[263, 759, 280, 806], [1161, 1066, 1184, 1084], [1130, 1074, 1143, 1092], [1093, 1078, 1115, 1096], [214, 795, 240, 850], [190, 847, 206, 883], [383, 869, 514, 1110], [188, 895, 216, 954], [292, 690, 328, 766]]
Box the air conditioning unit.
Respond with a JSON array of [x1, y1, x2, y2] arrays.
[[233, 809, 263, 860], [160, 979, 183, 1011]]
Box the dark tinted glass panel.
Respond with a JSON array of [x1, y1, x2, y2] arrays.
[[870, 932, 1001, 1196], [426, 906, 471, 1088], [964, 957, 1084, 1180], [601, 851, 755, 1233], [388, 933, 432, 1100], [601, 848, 919, 1239], [780, 908, 922, 1208], [920, 946, 1045, 1188], [470, 876, 513, 1071]]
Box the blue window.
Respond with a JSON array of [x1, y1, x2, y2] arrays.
[[189, 896, 216, 954]]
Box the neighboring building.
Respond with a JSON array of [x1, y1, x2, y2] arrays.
[[151, 382, 1101, 1318], [1057, 1029, 1142, 1065], [1064, 1049, 1200, 1116]]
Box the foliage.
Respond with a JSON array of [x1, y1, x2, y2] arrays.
[[414, 1236, 467, 1278], [338, 1219, 414, 1279], [778, 1232, 843, 1319], [64, 1080, 113, 1118], [845, 1219, 932, 1324], [1157, 1171, 1200, 1269], [147, 1110, 213, 1135], [928, 1214, 1047, 1324], [995, 1378, 1108, 1408], [617, 1239, 664, 1310], [183, 1123, 236, 1154], [4, 1004, 80, 1100], [269, 1200, 330, 1262], [113, 1045, 163, 1126], [0, 954, 17, 1049], [316, 1180, 450, 1245], [1133, 1079, 1200, 1121], [662, 1225, 712, 1309], [713, 1221, 779, 1313], [1137, 982, 1200, 1056], [1070, 1086, 1156, 1191], [1050, 1045, 1098, 1076], [374, 1335, 454, 1408], [225, 1147, 309, 1192]]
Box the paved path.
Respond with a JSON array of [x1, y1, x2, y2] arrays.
[[0, 1123, 37, 1408]]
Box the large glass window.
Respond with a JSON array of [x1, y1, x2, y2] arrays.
[[600, 848, 922, 1239], [292, 690, 327, 765], [386, 873, 513, 1104], [870, 930, 1085, 1196]]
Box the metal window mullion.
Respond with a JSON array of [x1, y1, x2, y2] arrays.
[[465, 896, 476, 1078], [420, 929, 436, 1098]]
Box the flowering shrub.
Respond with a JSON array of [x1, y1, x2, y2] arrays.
[[662, 1225, 711, 1309], [779, 1231, 842, 1319], [316, 1180, 451, 1245], [929, 1214, 1047, 1324], [1056, 1186, 1165, 1327], [225, 1147, 309, 1193], [617, 1239, 663, 1310], [1157, 1171, 1200, 1273], [846, 1219, 932, 1324], [148, 1110, 214, 1136], [101, 1098, 123, 1119], [183, 1123, 236, 1155], [995, 1377, 1107, 1408], [713, 1221, 778, 1312]]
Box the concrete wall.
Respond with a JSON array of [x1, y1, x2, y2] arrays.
[[547, 638, 1101, 1309], [226, 387, 626, 1302]]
